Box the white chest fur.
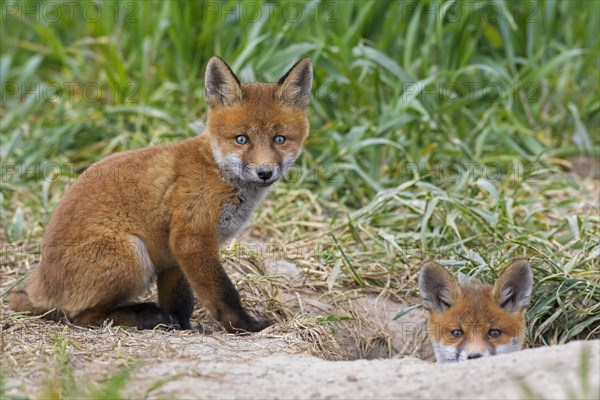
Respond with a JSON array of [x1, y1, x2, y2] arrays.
[[217, 183, 270, 242]]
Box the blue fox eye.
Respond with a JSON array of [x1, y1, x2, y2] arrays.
[[488, 329, 502, 338], [235, 135, 249, 144], [450, 329, 463, 338], [273, 135, 286, 144]]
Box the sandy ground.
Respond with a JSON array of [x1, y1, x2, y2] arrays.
[[138, 339, 599, 400], [3, 320, 598, 399], [2, 220, 599, 399]]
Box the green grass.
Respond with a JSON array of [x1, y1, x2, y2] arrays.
[[1, 0, 598, 351]]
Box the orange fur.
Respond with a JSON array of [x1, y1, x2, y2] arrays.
[[9, 57, 313, 332], [419, 261, 533, 362]]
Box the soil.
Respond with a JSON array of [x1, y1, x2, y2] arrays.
[[2, 232, 598, 399], [3, 317, 598, 399]]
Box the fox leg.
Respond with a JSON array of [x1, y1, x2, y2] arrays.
[[189, 264, 272, 333], [71, 303, 180, 330], [170, 232, 272, 333], [157, 267, 194, 330]]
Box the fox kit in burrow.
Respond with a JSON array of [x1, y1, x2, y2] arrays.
[[419, 261, 533, 362], [9, 56, 313, 332]]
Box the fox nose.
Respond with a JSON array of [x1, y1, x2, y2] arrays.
[[257, 169, 273, 181], [467, 353, 482, 359]]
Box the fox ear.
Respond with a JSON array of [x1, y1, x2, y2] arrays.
[[205, 56, 243, 107], [493, 261, 533, 313], [419, 261, 461, 313], [275, 57, 312, 109]]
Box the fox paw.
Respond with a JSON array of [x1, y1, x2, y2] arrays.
[[225, 318, 274, 333], [245, 319, 274, 332]]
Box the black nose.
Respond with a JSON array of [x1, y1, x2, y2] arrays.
[[467, 353, 482, 359], [257, 170, 273, 181]]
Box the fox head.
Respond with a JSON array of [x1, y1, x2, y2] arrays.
[[203, 56, 312, 187], [419, 261, 533, 363]]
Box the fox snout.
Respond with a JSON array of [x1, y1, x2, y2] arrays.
[[462, 340, 491, 361], [247, 162, 279, 185], [217, 158, 284, 186], [256, 166, 274, 182], [212, 141, 299, 186], [433, 341, 491, 363]]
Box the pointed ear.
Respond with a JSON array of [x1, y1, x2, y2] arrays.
[[419, 261, 462, 313], [204, 56, 243, 107], [493, 261, 533, 313], [275, 57, 312, 109]]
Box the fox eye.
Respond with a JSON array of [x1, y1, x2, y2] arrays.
[[273, 135, 286, 144], [235, 135, 249, 145], [450, 329, 463, 338], [488, 329, 502, 338]]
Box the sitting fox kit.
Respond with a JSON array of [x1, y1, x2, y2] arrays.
[[9, 56, 313, 332], [419, 261, 533, 362]]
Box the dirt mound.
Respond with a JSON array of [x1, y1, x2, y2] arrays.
[[3, 317, 596, 399], [2, 242, 598, 399], [135, 339, 599, 399]]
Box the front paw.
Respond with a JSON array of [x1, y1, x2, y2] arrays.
[[225, 317, 274, 333], [245, 319, 274, 332]]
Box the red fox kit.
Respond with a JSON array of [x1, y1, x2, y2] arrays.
[[419, 261, 533, 362], [9, 56, 313, 332]]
